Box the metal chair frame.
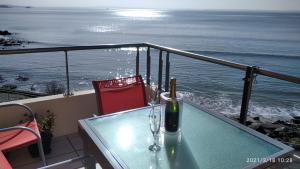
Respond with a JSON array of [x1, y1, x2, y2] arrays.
[[0, 103, 46, 166]]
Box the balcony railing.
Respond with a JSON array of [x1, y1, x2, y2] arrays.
[[1, 42, 300, 124]]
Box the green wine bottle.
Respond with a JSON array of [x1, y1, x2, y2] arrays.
[[165, 78, 179, 132]]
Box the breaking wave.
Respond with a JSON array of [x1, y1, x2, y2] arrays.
[[181, 91, 299, 122]]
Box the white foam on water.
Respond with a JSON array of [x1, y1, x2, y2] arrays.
[[86, 25, 119, 33], [180, 91, 299, 122], [78, 81, 89, 85]]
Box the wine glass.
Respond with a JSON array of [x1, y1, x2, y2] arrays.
[[148, 83, 161, 151], [148, 83, 158, 106], [149, 105, 161, 152]]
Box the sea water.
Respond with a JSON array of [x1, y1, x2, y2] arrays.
[[0, 8, 299, 120]]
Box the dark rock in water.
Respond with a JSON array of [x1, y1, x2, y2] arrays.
[[245, 121, 252, 126], [293, 116, 300, 120], [0, 5, 12, 8], [2, 39, 22, 46], [0, 36, 30, 47], [1, 84, 17, 90], [30, 84, 36, 91], [261, 123, 282, 129], [269, 131, 279, 138], [16, 75, 29, 81], [270, 127, 289, 138], [274, 126, 286, 132], [256, 126, 267, 134], [0, 30, 11, 36], [0, 38, 22, 46], [247, 116, 258, 123], [292, 118, 300, 124], [233, 117, 239, 122], [0, 38, 5, 43], [245, 117, 259, 126], [253, 117, 260, 121], [285, 129, 300, 138], [249, 122, 261, 130], [0, 75, 4, 82], [273, 120, 292, 127], [290, 138, 300, 150]]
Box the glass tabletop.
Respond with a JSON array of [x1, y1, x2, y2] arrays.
[[87, 102, 286, 169]]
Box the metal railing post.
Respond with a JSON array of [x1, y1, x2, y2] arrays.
[[146, 47, 151, 85], [64, 51, 72, 96], [239, 66, 256, 124], [136, 47, 140, 76], [165, 51, 170, 92], [158, 50, 163, 94]]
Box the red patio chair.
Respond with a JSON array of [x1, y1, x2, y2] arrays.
[[0, 103, 46, 168], [92, 75, 147, 115], [0, 151, 12, 169]]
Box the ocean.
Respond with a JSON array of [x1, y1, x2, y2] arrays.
[[0, 7, 300, 120]]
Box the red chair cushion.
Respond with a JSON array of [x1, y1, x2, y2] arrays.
[[0, 120, 39, 152], [93, 75, 147, 115], [0, 151, 12, 169]]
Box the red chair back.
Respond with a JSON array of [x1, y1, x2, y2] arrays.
[[93, 75, 147, 115], [0, 151, 12, 169]]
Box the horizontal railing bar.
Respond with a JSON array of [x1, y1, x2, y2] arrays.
[[1, 42, 300, 84], [145, 42, 300, 84], [256, 68, 300, 84], [0, 43, 147, 55], [145, 43, 248, 71]]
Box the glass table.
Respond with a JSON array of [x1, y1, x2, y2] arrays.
[[78, 102, 293, 169]]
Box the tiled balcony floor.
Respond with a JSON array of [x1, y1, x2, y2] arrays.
[[5, 133, 101, 169], [4, 132, 300, 169]]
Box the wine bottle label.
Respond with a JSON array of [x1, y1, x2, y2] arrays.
[[165, 100, 179, 132]]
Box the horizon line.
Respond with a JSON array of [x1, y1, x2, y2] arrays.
[[1, 4, 300, 13]]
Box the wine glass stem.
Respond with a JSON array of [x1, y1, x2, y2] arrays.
[[154, 133, 159, 146]]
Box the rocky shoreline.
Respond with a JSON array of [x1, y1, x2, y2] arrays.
[[0, 30, 30, 48], [0, 74, 30, 90], [233, 116, 300, 150]]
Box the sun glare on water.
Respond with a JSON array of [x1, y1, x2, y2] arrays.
[[86, 25, 119, 33], [116, 9, 164, 18]]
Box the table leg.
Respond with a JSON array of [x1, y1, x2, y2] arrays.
[[83, 139, 96, 169], [83, 155, 96, 169]]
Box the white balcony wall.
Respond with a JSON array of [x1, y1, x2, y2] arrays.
[[0, 90, 97, 137]]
